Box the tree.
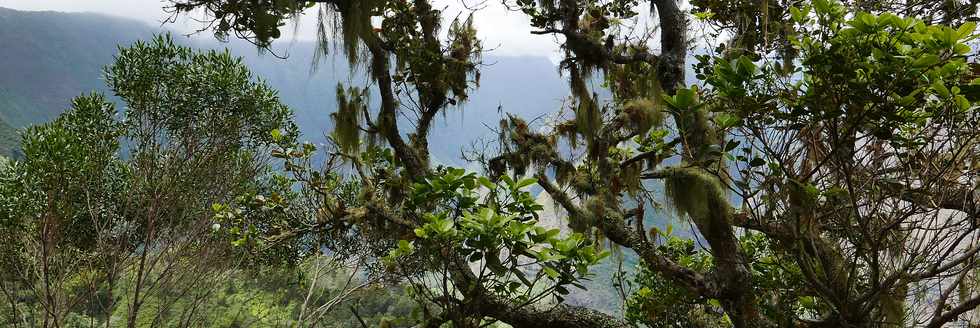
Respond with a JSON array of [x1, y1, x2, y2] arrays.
[[0, 93, 128, 327], [108, 34, 301, 328], [167, 0, 979, 327], [0, 34, 298, 328]]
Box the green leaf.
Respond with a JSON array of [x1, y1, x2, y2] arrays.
[[478, 176, 495, 189], [542, 266, 560, 279], [724, 142, 740, 154], [957, 22, 976, 39], [878, 13, 901, 28], [514, 269, 533, 286], [955, 95, 971, 111], [714, 113, 741, 128], [848, 13, 874, 32], [515, 177, 537, 190], [789, 6, 804, 22], [435, 218, 455, 234], [735, 57, 757, 77], [954, 43, 972, 55], [912, 54, 940, 68], [933, 80, 950, 98], [671, 87, 698, 109], [486, 254, 507, 275], [813, 0, 831, 15], [596, 250, 611, 261], [398, 240, 414, 253]]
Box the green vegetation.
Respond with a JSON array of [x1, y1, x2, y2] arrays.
[[1, 0, 980, 327], [0, 255, 416, 327], [0, 35, 300, 327]]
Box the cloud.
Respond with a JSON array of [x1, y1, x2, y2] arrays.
[[270, 1, 565, 59], [435, 1, 562, 58]]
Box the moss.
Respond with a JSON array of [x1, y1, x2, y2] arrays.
[[619, 162, 642, 196], [331, 84, 368, 154], [571, 197, 604, 232], [575, 96, 601, 137], [879, 284, 907, 327], [555, 161, 576, 186], [622, 97, 664, 135], [556, 121, 580, 149], [446, 14, 482, 101], [662, 167, 729, 229], [338, 0, 382, 65]]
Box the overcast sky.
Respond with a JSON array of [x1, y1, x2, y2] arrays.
[[0, 0, 567, 59]]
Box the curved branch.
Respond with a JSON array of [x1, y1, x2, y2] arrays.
[[534, 172, 716, 298]]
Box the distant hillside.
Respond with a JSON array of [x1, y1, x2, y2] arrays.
[[0, 117, 17, 159], [0, 7, 158, 127], [0, 6, 568, 163]]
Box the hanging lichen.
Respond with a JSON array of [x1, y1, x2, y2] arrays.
[[554, 160, 576, 187], [331, 83, 368, 154], [662, 166, 729, 230], [678, 108, 719, 163], [575, 97, 602, 145], [556, 121, 580, 149], [339, 0, 381, 65], [565, 5, 609, 71], [622, 97, 665, 136], [605, 51, 662, 101], [310, 0, 382, 68], [619, 161, 643, 197], [572, 168, 596, 196], [570, 197, 603, 232], [446, 14, 482, 102], [569, 64, 591, 102], [786, 179, 819, 233]]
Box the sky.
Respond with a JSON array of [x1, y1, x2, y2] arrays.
[[0, 0, 566, 59]]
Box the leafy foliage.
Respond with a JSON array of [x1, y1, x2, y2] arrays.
[[397, 168, 609, 305], [4, 0, 980, 327], [0, 34, 297, 327]]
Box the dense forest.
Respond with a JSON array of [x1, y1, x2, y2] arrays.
[[1, 0, 979, 327]]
